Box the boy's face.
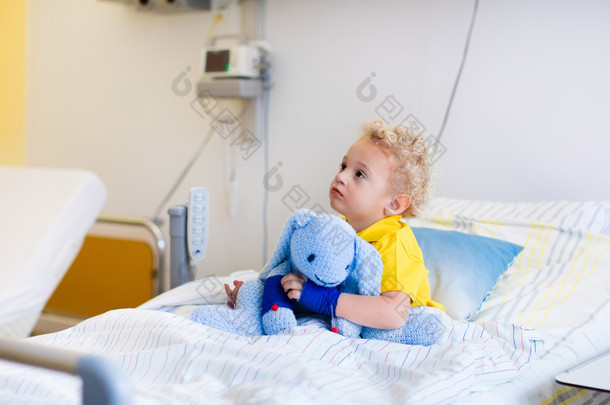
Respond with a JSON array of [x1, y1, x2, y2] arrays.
[[329, 139, 395, 231]]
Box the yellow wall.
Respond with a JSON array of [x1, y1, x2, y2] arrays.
[[0, 1, 27, 165]]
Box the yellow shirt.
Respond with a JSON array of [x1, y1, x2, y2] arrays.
[[357, 215, 444, 311]]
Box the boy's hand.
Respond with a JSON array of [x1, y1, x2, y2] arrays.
[[281, 273, 342, 317], [224, 280, 243, 309], [281, 273, 306, 300]]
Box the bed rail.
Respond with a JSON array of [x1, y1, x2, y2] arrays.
[[96, 215, 167, 294], [0, 337, 131, 404]]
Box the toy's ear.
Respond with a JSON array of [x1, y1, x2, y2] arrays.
[[351, 237, 383, 296], [292, 208, 316, 228], [260, 209, 316, 279]]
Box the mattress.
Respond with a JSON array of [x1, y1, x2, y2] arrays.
[[0, 166, 106, 338]]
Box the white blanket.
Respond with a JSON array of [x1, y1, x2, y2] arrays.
[[0, 306, 539, 404]]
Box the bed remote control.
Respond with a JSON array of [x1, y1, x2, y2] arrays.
[[188, 187, 209, 262]]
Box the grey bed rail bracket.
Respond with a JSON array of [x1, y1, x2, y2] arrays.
[[0, 337, 132, 405], [168, 205, 197, 289]]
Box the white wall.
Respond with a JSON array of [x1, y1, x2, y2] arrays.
[[430, 0, 610, 201], [27, 0, 610, 280]]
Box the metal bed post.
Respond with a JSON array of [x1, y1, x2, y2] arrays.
[[168, 206, 195, 289], [0, 337, 132, 404], [0, 212, 189, 403]]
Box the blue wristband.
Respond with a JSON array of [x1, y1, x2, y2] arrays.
[[262, 275, 293, 314], [298, 280, 341, 316]]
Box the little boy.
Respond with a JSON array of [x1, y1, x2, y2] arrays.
[[227, 120, 443, 330]]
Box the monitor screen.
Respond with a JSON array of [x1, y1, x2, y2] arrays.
[[205, 50, 230, 73]]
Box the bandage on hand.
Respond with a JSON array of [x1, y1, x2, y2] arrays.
[[298, 280, 341, 317]]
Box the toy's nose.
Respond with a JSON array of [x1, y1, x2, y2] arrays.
[[308, 254, 316, 263]]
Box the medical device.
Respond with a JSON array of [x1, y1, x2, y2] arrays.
[[197, 36, 271, 98], [203, 45, 262, 80], [167, 187, 209, 289], [100, 0, 235, 13], [187, 187, 209, 262]]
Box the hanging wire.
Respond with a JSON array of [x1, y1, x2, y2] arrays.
[[152, 127, 214, 224], [261, 66, 271, 265], [437, 0, 479, 142], [152, 101, 251, 224], [257, 0, 271, 265]]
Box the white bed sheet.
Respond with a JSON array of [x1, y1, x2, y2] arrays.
[[0, 199, 608, 404], [0, 166, 106, 338]]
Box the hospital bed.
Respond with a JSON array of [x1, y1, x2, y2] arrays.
[[0, 196, 609, 404]]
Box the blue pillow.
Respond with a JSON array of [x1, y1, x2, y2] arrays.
[[411, 227, 524, 320]]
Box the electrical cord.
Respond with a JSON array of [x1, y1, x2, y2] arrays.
[[152, 101, 251, 224], [261, 57, 271, 265], [257, 0, 271, 266], [437, 0, 479, 142], [152, 127, 214, 224]]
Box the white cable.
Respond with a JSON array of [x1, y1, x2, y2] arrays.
[[261, 83, 270, 265], [153, 101, 250, 224], [257, 0, 270, 265], [153, 126, 214, 224]]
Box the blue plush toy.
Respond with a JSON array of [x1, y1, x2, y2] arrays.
[[191, 209, 443, 345]]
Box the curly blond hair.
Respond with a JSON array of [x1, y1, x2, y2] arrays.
[[360, 120, 432, 218]]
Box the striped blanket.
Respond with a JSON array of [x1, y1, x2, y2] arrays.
[[0, 199, 608, 404], [0, 307, 537, 404]]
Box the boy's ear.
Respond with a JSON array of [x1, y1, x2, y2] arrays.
[[384, 193, 410, 216]]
